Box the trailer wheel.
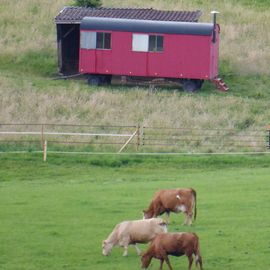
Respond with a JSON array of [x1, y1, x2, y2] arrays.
[[87, 75, 101, 86], [101, 75, 112, 85], [87, 75, 112, 86], [195, 79, 204, 89], [182, 79, 203, 92]]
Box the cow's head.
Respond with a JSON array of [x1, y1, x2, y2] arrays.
[[102, 240, 113, 256], [159, 221, 168, 232], [143, 210, 152, 219], [141, 252, 152, 269]]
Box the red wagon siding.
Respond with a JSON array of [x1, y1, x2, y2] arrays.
[[79, 17, 220, 86]]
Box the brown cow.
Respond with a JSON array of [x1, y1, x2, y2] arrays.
[[143, 188, 197, 225], [141, 232, 203, 270]]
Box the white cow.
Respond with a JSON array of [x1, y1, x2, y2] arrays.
[[102, 218, 167, 256]]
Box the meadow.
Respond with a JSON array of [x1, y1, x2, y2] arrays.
[[1, 153, 270, 270]]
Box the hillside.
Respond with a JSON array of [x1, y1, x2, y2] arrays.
[[0, 0, 270, 131]]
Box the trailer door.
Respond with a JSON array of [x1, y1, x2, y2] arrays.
[[79, 31, 97, 74]]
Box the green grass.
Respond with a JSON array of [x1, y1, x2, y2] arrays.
[[0, 49, 57, 77], [0, 153, 270, 270]]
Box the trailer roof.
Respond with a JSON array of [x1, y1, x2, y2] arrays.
[[55, 7, 202, 24], [80, 17, 214, 36]]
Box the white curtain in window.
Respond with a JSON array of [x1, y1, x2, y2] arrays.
[[81, 31, 96, 49], [132, 34, 149, 52]]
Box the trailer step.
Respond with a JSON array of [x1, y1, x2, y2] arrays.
[[211, 78, 229, 91]]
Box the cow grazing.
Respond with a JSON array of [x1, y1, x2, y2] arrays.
[[141, 232, 203, 270], [102, 218, 167, 256], [143, 188, 197, 225]]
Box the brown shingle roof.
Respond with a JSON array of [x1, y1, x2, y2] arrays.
[[55, 7, 202, 24]]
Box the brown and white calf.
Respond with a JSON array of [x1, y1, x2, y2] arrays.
[[141, 232, 203, 270], [102, 218, 167, 256], [143, 188, 197, 225]]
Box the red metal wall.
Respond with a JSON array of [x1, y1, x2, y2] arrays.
[[79, 30, 219, 80]]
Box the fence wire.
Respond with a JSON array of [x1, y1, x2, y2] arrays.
[[0, 123, 269, 154]]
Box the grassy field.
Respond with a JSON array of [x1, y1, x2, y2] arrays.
[[1, 153, 270, 270]]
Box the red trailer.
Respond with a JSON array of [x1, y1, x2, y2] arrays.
[[78, 12, 227, 91]]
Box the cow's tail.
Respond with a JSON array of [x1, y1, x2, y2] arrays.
[[194, 234, 203, 270], [191, 188, 197, 221]]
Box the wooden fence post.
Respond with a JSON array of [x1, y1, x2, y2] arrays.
[[141, 126, 145, 147], [118, 129, 137, 153], [41, 124, 44, 148], [268, 125, 270, 149], [136, 124, 140, 151], [43, 140, 47, 162]]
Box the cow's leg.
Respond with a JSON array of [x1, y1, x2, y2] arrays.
[[186, 201, 194, 226], [165, 211, 170, 224], [183, 212, 189, 225], [159, 259, 164, 270], [121, 238, 130, 256], [187, 213, 193, 225], [122, 245, 129, 256], [134, 243, 141, 255], [184, 213, 192, 226], [183, 210, 193, 225], [158, 249, 173, 270], [186, 207, 193, 225], [164, 256, 173, 270], [187, 255, 193, 270], [195, 254, 203, 270]]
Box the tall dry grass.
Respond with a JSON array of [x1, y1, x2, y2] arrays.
[[0, 0, 67, 54], [1, 76, 269, 130]]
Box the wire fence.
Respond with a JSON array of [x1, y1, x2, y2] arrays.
[[0, 123, 269, 158], [141, 126, 269, 153]]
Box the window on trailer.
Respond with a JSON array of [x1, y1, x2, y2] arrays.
[[132, 34, 163, 52], [97, 32, 111, 49], [132, 34, 149, 52], [81, 31, 96, 49], [149, 35, 163, 52], [80, 31, 111, 49]]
